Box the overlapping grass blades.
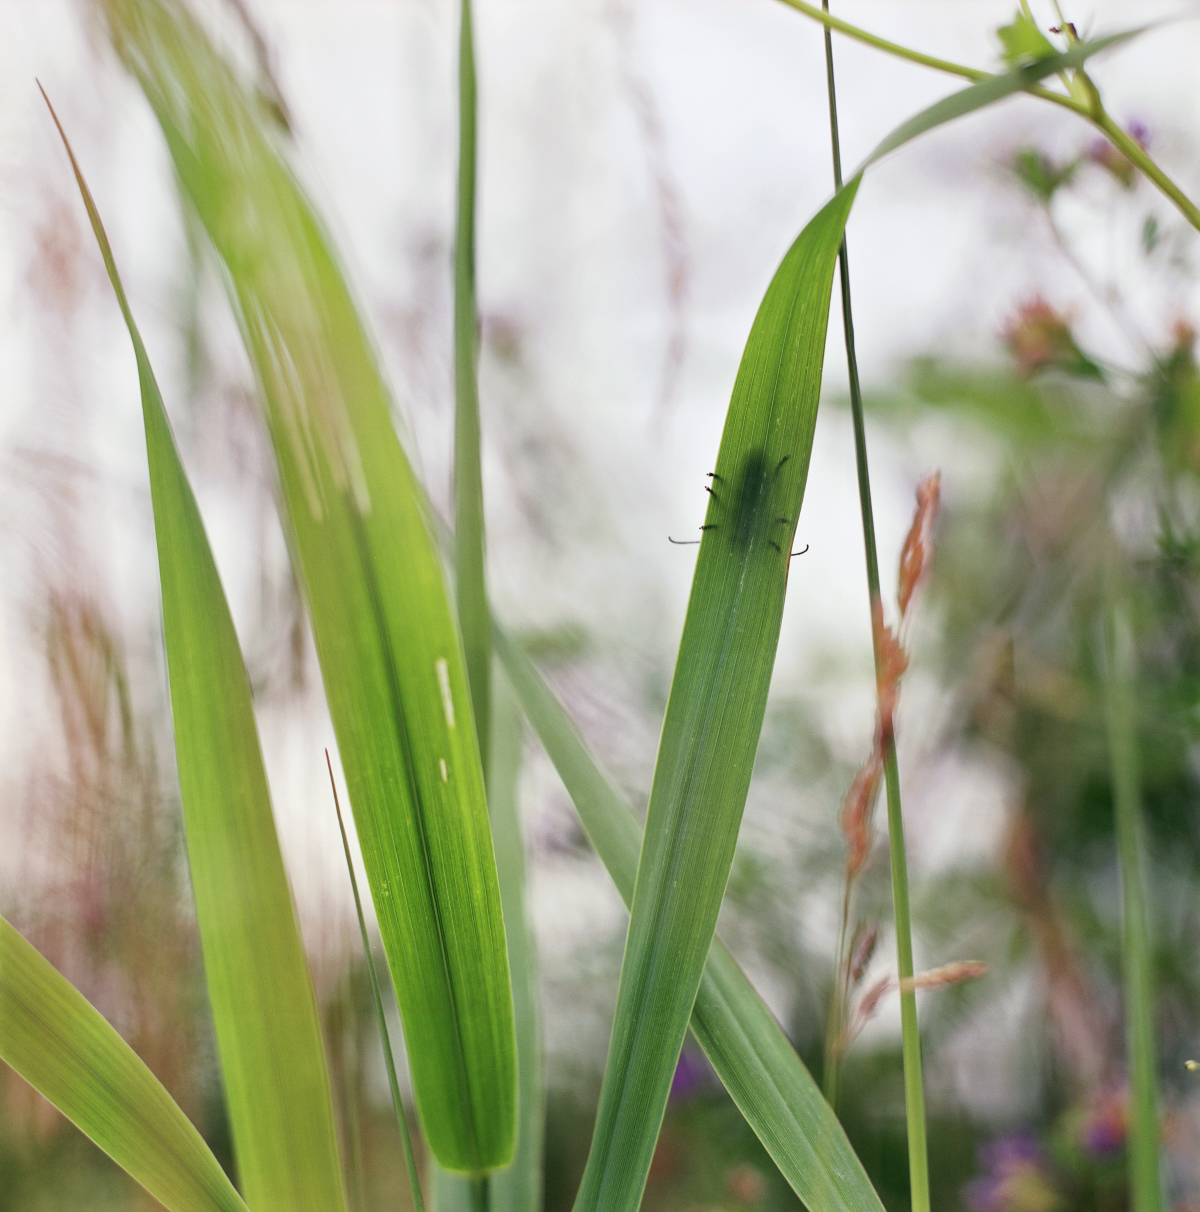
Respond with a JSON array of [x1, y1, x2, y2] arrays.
[[571, 182, 859, 1212], [434, 674, 545, 1212], [563, 34, 1156, 1208], [494, 627, 884, 1212], [330, 755, 427, 1212], [445, 0, 546, 1199], [43, 92, 349, 1212], [102, 0, 516, 1173], [0, 916, 249, 1212]]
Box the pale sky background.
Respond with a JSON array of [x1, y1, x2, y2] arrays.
[[2, 0, 1198, 1102]]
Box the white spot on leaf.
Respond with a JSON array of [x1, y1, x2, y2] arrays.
[[440, 758, 448, 782], [436, 658, 456, 728]]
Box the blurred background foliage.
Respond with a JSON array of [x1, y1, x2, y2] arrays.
[[4, 2, 1200, 1211]]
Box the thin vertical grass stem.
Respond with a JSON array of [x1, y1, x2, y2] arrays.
[[470, 1175, 490, 1212], [821, 8, 931, 1210], [329, 754, 427, 1212], [1102, 574, 1163, 1212]]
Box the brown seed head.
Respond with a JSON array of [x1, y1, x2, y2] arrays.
[[899, 960, 988, 994], [841, 754, 883, 880], [857, 974, 895, 1022], [898, 472, 941, 619], [872, 598, 908, 743], [848, 922, 879, 986]]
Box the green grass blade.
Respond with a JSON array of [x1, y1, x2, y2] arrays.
[[572, 177, 859, 1212], [454, 0, 490, 769], [1102, 574, 1163, 1212], [45, 92, 348, 1212], [329, 754, 427, 1212], [437, 669, 545, 1212], [0, 915, 248, 1212], [486, 673, 545, 1212], [102, 0, 516, 1174], [861, 30, 1143, 172], [494, 627, 884, 1212]]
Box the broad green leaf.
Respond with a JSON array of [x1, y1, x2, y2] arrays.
[[102, 0, 516, 1173], [997, 12, 1057, 68], [493, 627, 884, 1212], [454, 0, 490, 769], [45, 94, 348, 1212], [436, 670, 545, 1212], [862, 31, 1143, 171], [571, 181, 859, 1212], [0, 915, 248, 1212]]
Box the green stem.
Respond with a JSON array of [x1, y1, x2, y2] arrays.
[[821, 883, 852, 1108], [454, 0, 491, 770], [778, 0, 987, 82], [1094, 109, 1200, 233], [1102, 575, 1162, 1212], [776, 0, 1200, 235], [328, 754, 427, 1212], [470, 1175, 490, 1212], [821, 7, 929, 1209], [882, 752, 930, 1212]]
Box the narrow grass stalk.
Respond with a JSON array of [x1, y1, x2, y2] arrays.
[[328, 753, 427, 1212], [1101, 576, 1162, 1212], [821, 9, 930, 1210], [1091, 109, 1200, 234], [821, 885, 850, 1107], [778, 0, 987, 82], [454, 0, 490, 767], [470, 1176, 490, 1212]]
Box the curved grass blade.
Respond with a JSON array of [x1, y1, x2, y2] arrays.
[[494, 627, 884, 1212], [436, 670, 545, 1212], [43, 89, 348, 1212], [571, 181, 859, 1212], [101, 0, 517, 1173], [860, 30, 1144, 172], [454, 0, 490, 770], [329, 753, 427, 1212], [0, 915, 248, 1212]]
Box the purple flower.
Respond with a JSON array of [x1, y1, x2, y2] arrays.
[[1086, 121, 1150, 188], [964, 1131, 1062, 1212], [1079, 1086, 1128, 1158], [668, 1047, 709, 1102]]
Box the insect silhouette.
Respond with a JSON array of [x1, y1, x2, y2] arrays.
[[669, 449, 808, 556]]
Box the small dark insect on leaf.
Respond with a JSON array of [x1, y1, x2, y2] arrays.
[[672, 451, 808, 555], [678, 450, 809, 555]]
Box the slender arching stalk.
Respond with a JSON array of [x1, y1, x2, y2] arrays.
[[819, 6, 931, 1211], [778, 0, 1200, 235]]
